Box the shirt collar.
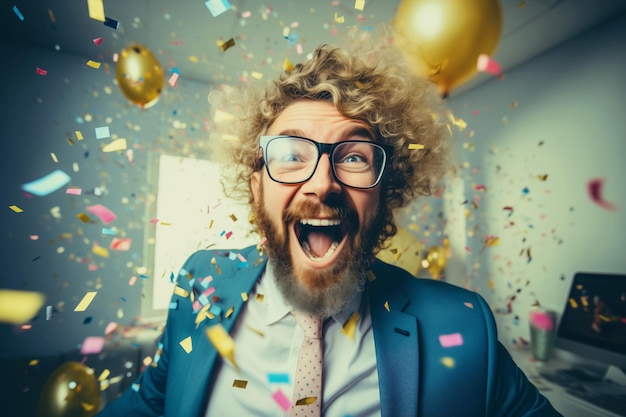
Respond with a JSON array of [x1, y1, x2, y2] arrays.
[[262, 261, 364, 326]]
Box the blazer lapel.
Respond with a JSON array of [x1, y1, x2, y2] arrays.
[[175, 249, 268, 417], [368, 262, 419, 417]]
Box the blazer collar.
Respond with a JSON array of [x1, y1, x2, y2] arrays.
[[368, 260, 420, 417]]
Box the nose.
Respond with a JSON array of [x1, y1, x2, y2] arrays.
[[301, 154, 342, 200]]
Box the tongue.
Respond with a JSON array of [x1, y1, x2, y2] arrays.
[[307, 231, 334, 257]]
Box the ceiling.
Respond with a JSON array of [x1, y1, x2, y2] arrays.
[[2, 0, 625, 96]]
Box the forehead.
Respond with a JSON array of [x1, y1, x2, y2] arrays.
[[268, 100, 374, 141]]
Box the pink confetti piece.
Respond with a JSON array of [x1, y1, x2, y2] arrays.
[[110, 237, 132, 251], [29, 235, 39, 240], [129, 276, 137, 286], [86, 204, 117, 224], [80, 336, 105, 354], [237, 253, 247, 262], [93, 37, 103, 46], [272, 389, 291, 412], [150, 218, 159, 224], [88, 264, 99, 271], [105, 322, 118, 335], [476, 54, 501, 76], [225, 231, 233, 239], [587, 178, 617, 211], [474, 184, 486, 191], [241, 11, 251, 18], [66, 188, 82, 195], [168, 72, 179, 87], [439, 333, 464, 348], [36, 67, 47, 75]]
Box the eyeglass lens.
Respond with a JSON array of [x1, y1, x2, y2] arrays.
[[265, 136, 385, 188]]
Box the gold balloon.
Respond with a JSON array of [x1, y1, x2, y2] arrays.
[[37, 362, 101, 417], [392, 0, 503, 96], [115, 44, 165, 108], [377, 226, 424, 276], [425, 245, 447, 279]]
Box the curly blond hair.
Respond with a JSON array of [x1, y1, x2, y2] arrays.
[[209, 27, 451, 249]]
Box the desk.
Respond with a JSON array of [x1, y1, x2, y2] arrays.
[[509, 347, 623, 417]]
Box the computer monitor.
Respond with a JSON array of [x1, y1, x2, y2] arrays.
[[554, 272, 626, 371]]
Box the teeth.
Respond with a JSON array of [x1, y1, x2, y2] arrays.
[[300, 218, 341, 226], [302, 241, 339, 261]]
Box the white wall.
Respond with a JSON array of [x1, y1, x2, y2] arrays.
[[441, 12, 626, 348]]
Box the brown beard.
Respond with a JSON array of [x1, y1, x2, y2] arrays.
[[253, 180, 385, 316]]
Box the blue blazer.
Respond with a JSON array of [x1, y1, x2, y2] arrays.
[[97, 246, 560, 417]]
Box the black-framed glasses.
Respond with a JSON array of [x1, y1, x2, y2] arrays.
[[259, 135, 392, 189]]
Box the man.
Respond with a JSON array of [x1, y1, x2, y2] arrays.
[[97, 29, 561, 416]]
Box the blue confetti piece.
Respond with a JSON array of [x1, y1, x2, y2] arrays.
[[170, 67, 180, 74], [13, 5, 24, 21], [238, 262, 249, 268], [198, 293, 209, 306], [169, 271, 175, 282], [121, 297, 127, 302], [131, 383, 140, 392], [209, 305, 221, 317], [103, 16, 119, 29], [169, 300, 179, 310], [83, 316, 93, 324], [267, 373, 290, 384], [140, 274, 150, 279], [22, 169, 71, 196], [522, 187, 530, 195], [102, 228, 117, 235], [205, 0, 231, 17]]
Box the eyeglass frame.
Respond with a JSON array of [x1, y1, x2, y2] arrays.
[[258, 135, 393, 189]]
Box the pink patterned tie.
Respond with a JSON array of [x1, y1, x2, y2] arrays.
[[290, 311, 323, 417]]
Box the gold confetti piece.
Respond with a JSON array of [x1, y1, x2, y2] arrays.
[[98, 369, 110, 382], [354, 0, 365, 10], [48, 9, 56, 23], [9, 205, 23, 213], [74, 291, 97, 312], [86, 60, 101, 69], [179, 336, 193, 353], [174, 286, 189, 298], [256, 293, 265, 302], [367, 270, 376, 282], [537, 174, 548, 181], [245, 324, 264, 337], [211, 257, 217, 265], [341, 311, 360, 341], [87, 0, 105, 22], [384, 301, 390, 312], [232, 379, 248, 388], [225, 306, 235, 318], [295, 397, 317, 406], [142, 356, 153, 366], [206, 324, 238, 369], [92, 244, 109, 258], [81, 403, 95, 411], [241, 292, 248, 302], [517, 1, 526, 9], [219, 38, 236, 52], [0, 290, 45, 324], [77, 212, 91, 223], [159, 222, 172, 226], [408, 144, 425, 150], [75, 130, 84, 140], [441, 357, 455, 368], [29, 359, 39, 366], [102, 138, 127, 152], [334, 12, 345, 23], [251, 71, 263, 80], [510, 101, 518, 108], [568, 298, 578, 309], [195, 303, 212, 327], [213, 110, 236, 123], [50, 153, 58, 163], [67, 137, 75, 145], [100, 380, 110, 391], [229, 213, 238, 222], [283, 58, 293, 73]]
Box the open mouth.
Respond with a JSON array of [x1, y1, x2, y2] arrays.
[[294, 218, 347, 261]]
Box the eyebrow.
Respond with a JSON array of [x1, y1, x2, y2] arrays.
[[277, 126, 375, 141]]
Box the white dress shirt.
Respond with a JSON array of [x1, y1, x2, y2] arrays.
[[205, 262, 381, 416]]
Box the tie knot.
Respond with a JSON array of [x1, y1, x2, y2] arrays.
[[292, 310, 323, 339]]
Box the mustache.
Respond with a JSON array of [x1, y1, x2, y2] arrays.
[[283, 200, 357, 226]]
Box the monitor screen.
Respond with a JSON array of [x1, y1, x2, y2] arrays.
[[555, 272, 626, 370]]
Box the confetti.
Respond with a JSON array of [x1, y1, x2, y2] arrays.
[[168, 72, 179, 87], [179, 336, 193, 353], [87, 0, 105, 21], [476, 54, 501, 77], [86, 60, 101, 69], [0, 289, 45, 324], [36, 67, 47, 75], [102, 138, 127, 152], [98, 369, 111, 382], [354, 0, 365, 11], [334, 12, 345, 23], [13, 5, 24, 21], [341, 311, 360, 341], [296, 397, 317, 406], [66, 188, 82, 195], [205, 0, 232, 17], [232, 379, 248, 388], [440, 357, 455, 368], [80, 336, 105, 354], [92, 244, 109, 258], [439, 333, 463, 348], [77, 212, 91, 223], [103, 16, 119, 29], [21, 169, 71, 196], [74, 291, 97, 312], [174, 286, 189, 297], [95, 126, 110, 139], [206, 324, 237, 369], [110, 238, 132, 251], [272, 389, 291, 412], [268, 373, 290, 384], [408, 144, 425, 150], [93, 37, 103, 46], [86, 204, 117, 224], [9, 205, 23, 213], [588, 178, 617, 211], [283, 58, 293, 73], [241, 292, 248, 302], [219, 38, 236, 51]]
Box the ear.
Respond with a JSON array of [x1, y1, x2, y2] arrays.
[[250, 171, 261, 204]]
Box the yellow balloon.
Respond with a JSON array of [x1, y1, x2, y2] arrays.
[[392, 0, 503, 96], [425, 245, 447, 279], [115, 44, 165, 108], [37, 362, 101, 417]]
